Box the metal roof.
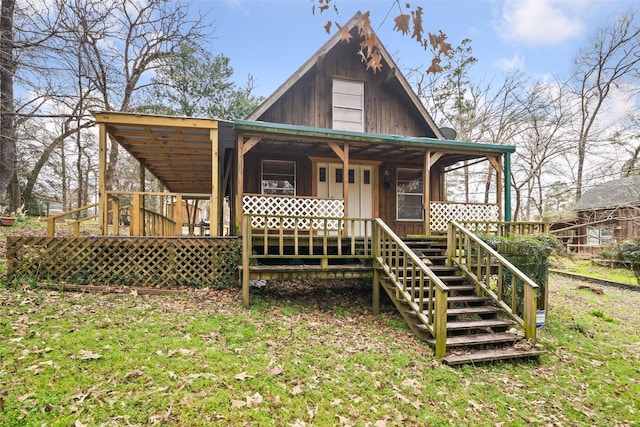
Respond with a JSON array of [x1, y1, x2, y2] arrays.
[[234, 119, 515, 166], [575, 176, 640, 211]]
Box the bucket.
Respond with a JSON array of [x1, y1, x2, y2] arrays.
[[536, 310, 546, 329]]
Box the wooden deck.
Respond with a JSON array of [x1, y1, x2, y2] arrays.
[[240, 215, 544, 364]]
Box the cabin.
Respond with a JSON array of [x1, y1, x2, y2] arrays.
[[553, 176, 640, 257], [6, 13, 547, 364]]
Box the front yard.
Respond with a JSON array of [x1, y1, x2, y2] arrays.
[[1, 274, 638, 426]]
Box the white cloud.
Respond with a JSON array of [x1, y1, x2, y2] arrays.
[[499, 0, 586, 46], [495, 53, 525, 71]]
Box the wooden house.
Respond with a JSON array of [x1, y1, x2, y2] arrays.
[[554, 176, 640, 257], [8, 13, 547, 364]]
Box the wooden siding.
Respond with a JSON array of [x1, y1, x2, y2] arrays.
[[256, 39, 435, 138]]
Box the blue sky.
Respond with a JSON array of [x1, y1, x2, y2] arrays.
[[194, 0, 638, 98]]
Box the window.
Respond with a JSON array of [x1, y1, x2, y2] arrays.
[[397, 168, 424, 221], [261, 160, 295, 195], [332, 79, 364, 132], [587, 225, 614, 246]]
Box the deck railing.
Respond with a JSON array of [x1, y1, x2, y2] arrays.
[[373, 219, 449, 357], [447, 220, 539, 340], [242, 213, 374, 263], [461, 221, 549, 236], [430, 202, 499, 233]]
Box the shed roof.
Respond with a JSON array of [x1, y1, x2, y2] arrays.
[[575, 176, 640, 211], [94, 112, 234, 194]]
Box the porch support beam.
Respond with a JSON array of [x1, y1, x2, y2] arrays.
[[328, 141, 345, 162], [242, 136, 262, 155], [504, 152, 512, 222], [343, 143, 349, 217], [139, 159, 146, 235], [488, 156, 504, 222], [210, 127, 219, 235], [98, 123, 108, 235], [424, 151, 431, 236], [236, 134, 245, 234]]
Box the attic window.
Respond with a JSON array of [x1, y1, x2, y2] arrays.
[[332, 79, 364, 132]]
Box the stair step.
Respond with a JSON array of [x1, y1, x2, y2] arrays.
[[447, 295, 490, 303], [443, 348, 546, 365], [409, 295, 490, 305], [446, 319, 515, 331], [446, 306, 501, 316], [426, 332, 519, 348]]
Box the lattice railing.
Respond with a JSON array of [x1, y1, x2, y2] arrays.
[[243, 194, 344, 229], [6, 236, 240, 288], [430, 202, 499, 232]]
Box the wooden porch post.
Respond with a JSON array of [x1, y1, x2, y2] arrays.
[[488, 156, 504, 224], [343, 143, 349, 218], [504, 152, 512, 222], [236, 134, 244, 235], [139, 160, 145, 234], [174, 194, 183, 236], [98, 123, 108, 235], [210, 127, 219, 236], [424, 151, 431, 236]]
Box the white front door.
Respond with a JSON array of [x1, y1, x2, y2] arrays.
[[317, 162, 374, 235]]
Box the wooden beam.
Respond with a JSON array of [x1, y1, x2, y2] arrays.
[[242, 136, 262, 155], [424, 151, 431, 236], [328, 141, 345, 162], [236, 134, 245, 234], [210, 127, 219, 236], [343, 143, 349, 217], [99, 123, 108, 235], [95, 112, 219, 129], [429, 152, 444, 167]]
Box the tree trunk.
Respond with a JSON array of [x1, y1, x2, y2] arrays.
[[0, 0, 16, 200]]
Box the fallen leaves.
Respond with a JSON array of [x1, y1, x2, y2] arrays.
[[73, 350, 102, 360]]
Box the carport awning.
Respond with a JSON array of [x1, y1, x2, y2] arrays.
[[95, 112, 228, 195]]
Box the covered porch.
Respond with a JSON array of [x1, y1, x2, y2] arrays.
[[234, 120, 515, 238]]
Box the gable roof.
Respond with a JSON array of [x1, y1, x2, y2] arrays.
[[575, 176, 640, 211], [247, 12, 444, 139]]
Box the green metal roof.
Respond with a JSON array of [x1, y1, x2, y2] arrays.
[[233, 119, 516, 154]]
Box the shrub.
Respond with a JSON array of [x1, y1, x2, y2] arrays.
[[604, 238, 640, 284]]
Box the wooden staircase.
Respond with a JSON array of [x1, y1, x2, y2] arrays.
[[379, 237, 545, 365]]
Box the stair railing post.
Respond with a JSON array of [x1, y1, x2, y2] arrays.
[[434, 286, 448, 358], [372, 221, 380, 315], [524, 282, 537, 341], [446, 222, 455, 267]]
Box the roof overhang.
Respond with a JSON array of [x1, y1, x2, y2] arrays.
[[234, 119, 514, 167]]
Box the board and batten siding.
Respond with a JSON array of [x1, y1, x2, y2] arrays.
[[256, 40, 434, 137]]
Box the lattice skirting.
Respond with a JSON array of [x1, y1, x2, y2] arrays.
[[6, 236, 240, 288]]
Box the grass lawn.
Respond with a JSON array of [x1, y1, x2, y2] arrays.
[[551, 256, 639, 287], [1, 274, 639, 426]]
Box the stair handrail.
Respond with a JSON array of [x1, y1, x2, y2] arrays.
[[373, 219, 449, 357], [447, 220, 539, 341]]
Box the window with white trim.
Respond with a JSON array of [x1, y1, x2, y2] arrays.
[[397, 168, 424, 221], [261, 160, 295, 195], [332, 79, 364, 132], [586, 225, 614, 246]]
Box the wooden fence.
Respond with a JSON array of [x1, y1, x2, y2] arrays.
[[6, 236, 240, 288]]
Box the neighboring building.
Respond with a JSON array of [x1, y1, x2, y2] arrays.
[[557, 176, 640, 257]]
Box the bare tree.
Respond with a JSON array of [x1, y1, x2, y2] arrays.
[[0, 0, 16, 203], [510, 78, 573, 220], [570, 10, 640, 201], [58, 0, 211, 189]]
